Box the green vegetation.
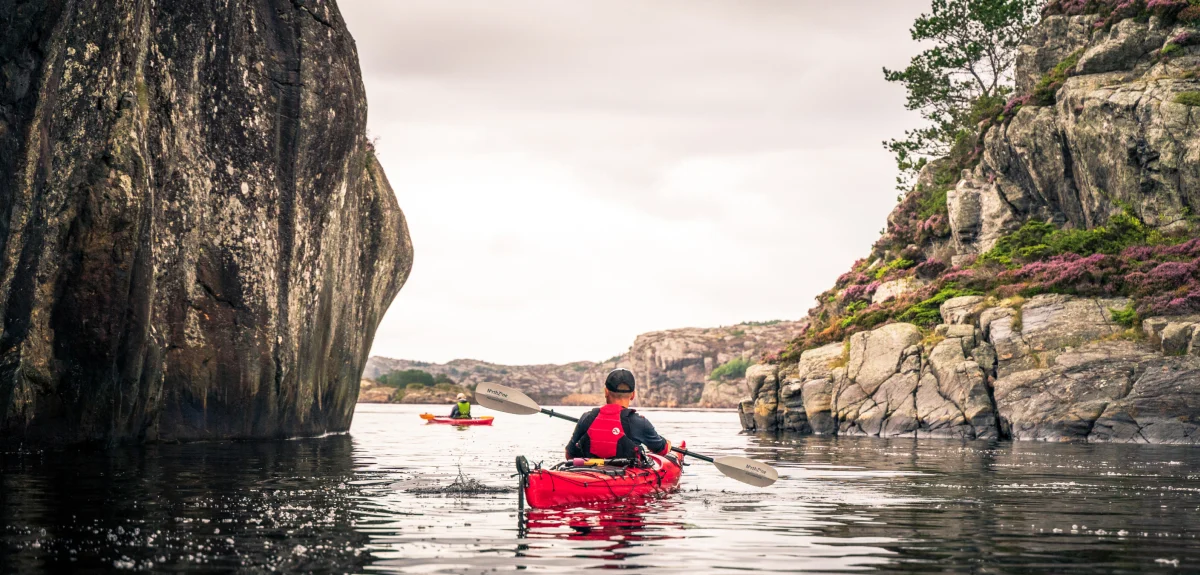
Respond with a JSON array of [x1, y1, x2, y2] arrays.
[[897, 286, 984, 327], [883, 0, 1042, 189], [378, 369, 458, 389], [1175, 91, 1200, 107], [1032, 49, 1083, 105], [978, 211, 1156, 267], [709, 356, 753, 381], [378, 369, 435, 388], [1110, 303, 1138, 329], [741, 320, 783, 327], [875, 258, 916, 280], [917, 185, 950, 220], [730, 329, 746, 337]]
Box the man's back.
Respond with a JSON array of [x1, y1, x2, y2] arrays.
[[566, 405, 668, 459]]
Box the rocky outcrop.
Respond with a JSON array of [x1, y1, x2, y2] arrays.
[[0, 1, 411, 445], [623, 320, 807, 407], [953, 14, 1200, 257], [744, 294, 1200, 443]]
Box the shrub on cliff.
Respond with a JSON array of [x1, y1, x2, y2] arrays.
[[883, 0, 1042, 190], [378, 369, 437, 388], [709, 356, 752, 381]]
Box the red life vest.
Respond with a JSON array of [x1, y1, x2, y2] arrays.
[[585, 404, 627, 458]]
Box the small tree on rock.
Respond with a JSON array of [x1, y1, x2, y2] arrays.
[[884, 0, 1042, 190]]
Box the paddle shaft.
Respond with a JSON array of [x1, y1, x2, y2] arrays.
[[535, 407, 714, 463]]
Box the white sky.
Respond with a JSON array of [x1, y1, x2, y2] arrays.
[[340, 0, 931, 365]]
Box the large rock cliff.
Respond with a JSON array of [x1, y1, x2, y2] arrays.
[[0, 0, 411, 444], [747, 6, 1200, 443]]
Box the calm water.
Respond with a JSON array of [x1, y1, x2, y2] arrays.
[[3, 404, 1199, 573]]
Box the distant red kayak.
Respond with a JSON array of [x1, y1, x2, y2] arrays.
[[517, 452, 683, 509], [420, 414, 494, 426]]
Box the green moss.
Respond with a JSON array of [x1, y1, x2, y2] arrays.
[[1174, 91, 1200, 107], [1161, 43, 1182, 57]]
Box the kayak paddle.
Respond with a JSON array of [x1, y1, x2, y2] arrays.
[[476, 382, 779, 488]]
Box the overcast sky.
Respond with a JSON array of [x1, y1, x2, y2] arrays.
[[340, 0, 931, 365]]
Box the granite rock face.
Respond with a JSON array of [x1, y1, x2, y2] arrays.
[[0, 0, 412, 444], [952, 14, 1200, 257], [742, 295, 1200, 443]]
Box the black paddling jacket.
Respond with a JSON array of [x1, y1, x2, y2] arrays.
[[566, 405, 668, 459]]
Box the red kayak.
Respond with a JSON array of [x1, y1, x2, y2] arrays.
[[516, 449, 684, 509], [420, 414, 494, 426]]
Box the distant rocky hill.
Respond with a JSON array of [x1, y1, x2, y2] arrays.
[[364, 319, 805, 408], [362, 357, 616, 405]]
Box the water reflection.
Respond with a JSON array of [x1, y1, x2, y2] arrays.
[[3, 405, 1200, 573], [0, 435, 370, 572], [519, 498, 680, 563]]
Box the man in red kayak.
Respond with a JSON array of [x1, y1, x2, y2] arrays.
[[565, 369, 671, 460]]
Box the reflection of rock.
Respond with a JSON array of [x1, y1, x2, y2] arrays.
[[0, 434, 369, 569], [743, 294, 1200, 444], [0, 0, 411, 445]]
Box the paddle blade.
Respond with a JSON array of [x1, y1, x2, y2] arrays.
[[476, 383, 541, 415], [419, 413, 435, 420], [713, 456, 779, 487]]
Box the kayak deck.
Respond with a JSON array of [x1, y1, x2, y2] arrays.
[[517, 452, 683, 509]]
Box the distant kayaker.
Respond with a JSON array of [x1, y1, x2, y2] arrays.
[[450, 393, 472, 419], [565, 369, 671, 460]]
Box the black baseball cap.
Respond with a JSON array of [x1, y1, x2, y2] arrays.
[[605, 369, 636, 393]]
